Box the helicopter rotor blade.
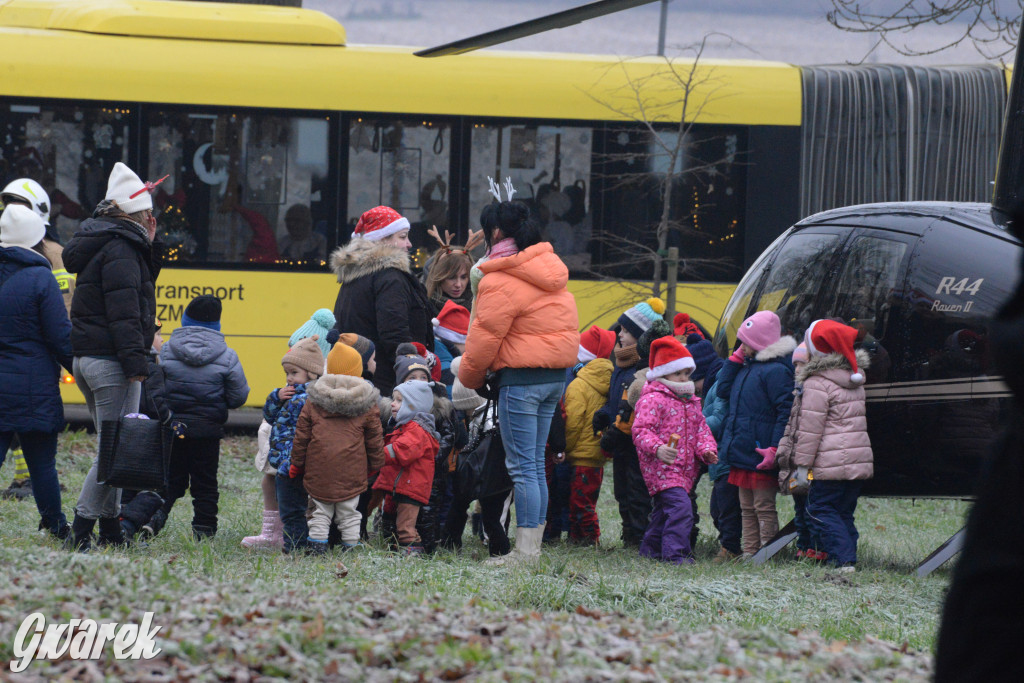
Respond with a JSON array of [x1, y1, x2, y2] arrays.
[[413, 0, 660, 58]]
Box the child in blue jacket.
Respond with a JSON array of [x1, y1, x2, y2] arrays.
[[716, 311, 796, 556], [264, 336, 323, 553]]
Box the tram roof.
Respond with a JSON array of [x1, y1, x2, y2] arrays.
[[0, 0, 802, 125]]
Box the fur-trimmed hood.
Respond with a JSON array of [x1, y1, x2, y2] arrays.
[[330, 238, 411, 284], [754, 335, 798, 362], [306, 374, 380, 416], [798, 349, 871, 389]]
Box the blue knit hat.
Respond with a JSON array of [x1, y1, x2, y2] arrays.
[[182, 295, 221, 332], [687, 334, 723, 383], [289, 309, 336, 358], [618, 297, 666, 340]]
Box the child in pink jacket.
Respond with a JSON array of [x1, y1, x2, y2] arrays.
[[632, 337, 718, 564]]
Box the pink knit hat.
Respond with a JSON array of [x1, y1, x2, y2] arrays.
[[736, 310, 781, 352], [792, 342, 809, 365]]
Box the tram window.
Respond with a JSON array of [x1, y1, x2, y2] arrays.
[[595, 125, 746, 281], [348, 117, 451, 268], [468, 123, 593, 272], [756, 232, 841, 340], [146, 110, 331, 268], [0, 102, 130, 244]]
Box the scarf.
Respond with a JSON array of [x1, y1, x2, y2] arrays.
[[486, 237, 519, 261], [430, 289, 473, 316], [655, 377, 696, 399], [614, 344, 640, 369], [93, 199, 150, 243]]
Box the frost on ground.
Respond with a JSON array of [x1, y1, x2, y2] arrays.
[[0, 552, 930, 681], [0, 433, 955, 680]]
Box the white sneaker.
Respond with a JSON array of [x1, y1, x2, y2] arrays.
[[838, 565, 856, 574]]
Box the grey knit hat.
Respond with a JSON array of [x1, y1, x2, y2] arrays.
[[450, 356, 486, 412]]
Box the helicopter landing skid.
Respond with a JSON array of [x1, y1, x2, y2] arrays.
[[915, 527, 966, 578], [750, 520, 798, 565]]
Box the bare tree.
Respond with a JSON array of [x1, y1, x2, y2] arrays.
[[579, 34, 742, 324], [826, 0, 1021, 60]]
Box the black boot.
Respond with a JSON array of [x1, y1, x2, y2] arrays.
[[39, 518, 71, 542], [305, 540, 328, 556], [70, 514, 95, 552], [120, 491, 165, 539], [141, 508, 168, 539], [192, 524, 216, 541], [97, 517, 127, 548]]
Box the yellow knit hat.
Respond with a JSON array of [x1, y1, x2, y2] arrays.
[[326, 342, 363, 377]]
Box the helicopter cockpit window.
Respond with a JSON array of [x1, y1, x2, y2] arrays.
[[348, 117, 452, 269], [832, 236, 907, 338], [756, 232, 841, 340]]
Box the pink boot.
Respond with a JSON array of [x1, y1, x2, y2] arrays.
[[241, 511, 283, 549]]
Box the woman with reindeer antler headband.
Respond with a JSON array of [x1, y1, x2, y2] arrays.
[[423, 226, 483, 316], [457, 177, 580, 565]]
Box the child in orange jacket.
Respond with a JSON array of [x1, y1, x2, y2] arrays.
[[371, 380, 440, 555]]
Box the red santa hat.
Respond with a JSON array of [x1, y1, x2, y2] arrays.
[[804, 319, 863, 383], [673, 313, 703, 339], [647, 335, 695, 379], [351, 205, 410, 241], [432, 300, 470, 345], [578, 325, 617, 363]]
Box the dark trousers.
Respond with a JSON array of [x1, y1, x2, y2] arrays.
[[710, 476, 742, 555], [807, 480, 862, 565], [441, 486, 511, 557], [275, 473, 309, 553], [612, 449, 652, 546], [544, 460, 573, 539], [689, 469, 704, 548], [161, 436, 220, 532], [569, 465, 603, 544], [0, 431, 65, 533], [416, 469, 447, 552], [792, 493, 821, 551], [640, 487, 694, 564]]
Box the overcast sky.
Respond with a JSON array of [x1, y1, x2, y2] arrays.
[[303, 0, 1008, 65]]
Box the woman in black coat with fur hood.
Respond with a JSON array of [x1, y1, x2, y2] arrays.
[[331, 206, 434, 395]]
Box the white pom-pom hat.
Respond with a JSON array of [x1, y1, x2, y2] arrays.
[[804, 319, 864, 383]]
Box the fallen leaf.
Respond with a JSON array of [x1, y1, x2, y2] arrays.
[[335, 562, 349, 579], [575, 605, 603, 620]]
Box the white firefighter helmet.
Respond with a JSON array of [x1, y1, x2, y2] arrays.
[[1, 178, 50, 225]]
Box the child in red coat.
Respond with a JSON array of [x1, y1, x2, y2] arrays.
[[372, 380, 440, 554]]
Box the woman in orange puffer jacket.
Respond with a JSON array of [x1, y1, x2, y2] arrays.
[[458, 200, 579, 563]]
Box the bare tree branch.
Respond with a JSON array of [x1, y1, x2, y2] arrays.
[[826, 0, 1020, 60]]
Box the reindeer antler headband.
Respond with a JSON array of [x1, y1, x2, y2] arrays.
[[487, 176, 517, 203], [427, 225, 484, 256]]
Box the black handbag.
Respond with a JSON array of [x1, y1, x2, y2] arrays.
[[97, 389, 171, 492], [456, 401, 512, 500]]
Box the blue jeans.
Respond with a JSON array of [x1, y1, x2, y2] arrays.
[[73, 356, 141, 520], [498, 380, 563, 528], [275, 473, 309, 553], [0, 431, 66, 533], [807, 480, 862, 565]]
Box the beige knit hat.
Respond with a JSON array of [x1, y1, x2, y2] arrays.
[[282, 335, 324, 376], [450, 356, 485, 412]]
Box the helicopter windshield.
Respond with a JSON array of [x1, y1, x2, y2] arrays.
[[756, 232, 842, 340]]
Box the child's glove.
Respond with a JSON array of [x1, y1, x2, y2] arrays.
[[792, 466, 810, 490], [755, 446, 777, 470], [702, 451, 719, 465], [592, 410, 611, 437], [728, 347, 746, 364], [288, 464, 303, 479]]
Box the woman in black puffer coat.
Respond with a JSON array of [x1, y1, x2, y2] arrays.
[[331, 206, 434, 396]]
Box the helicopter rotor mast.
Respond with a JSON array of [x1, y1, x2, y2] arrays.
[[413, 0, 660, 58]]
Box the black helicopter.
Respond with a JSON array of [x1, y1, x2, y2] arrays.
[[422, 0, 1024, 574]]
